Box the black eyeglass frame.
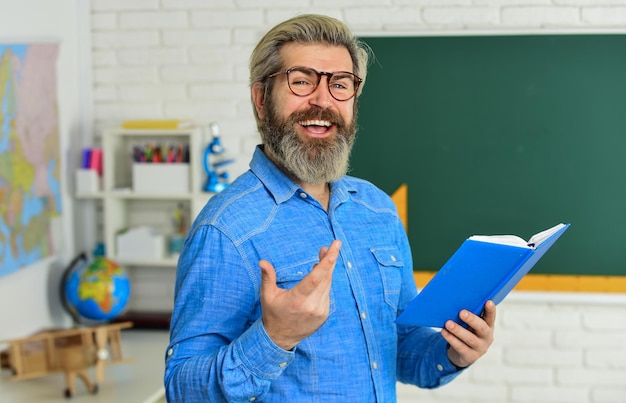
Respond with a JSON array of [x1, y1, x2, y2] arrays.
[[266, 66, 363, 101]]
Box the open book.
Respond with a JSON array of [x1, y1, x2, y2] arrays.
[[396, 223, 570, 328], [469, 223, 566, 248]]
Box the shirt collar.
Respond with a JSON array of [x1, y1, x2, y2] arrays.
[[249, 145, 356, 207]]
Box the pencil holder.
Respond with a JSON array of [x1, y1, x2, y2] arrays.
[[132, 163, 189, 193], [75, 169, 101, 194]]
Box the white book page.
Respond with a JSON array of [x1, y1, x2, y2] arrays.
[[527, 223, 566, 246], [469, 223, 566, 248]]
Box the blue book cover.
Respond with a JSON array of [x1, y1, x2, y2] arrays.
[[396, 223, 570, 328]]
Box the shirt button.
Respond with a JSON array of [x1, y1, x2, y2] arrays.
[[167, 348, 173, 356], [437, 364, 444, 371], [347, 261, 352, 269], [390, 255, 397, 262], [361, 312, 367, 320], [372, 361, 378, 369], [300, 192, 307, 198], [249, 397, 256, 401], [279, 362, 287, 368]]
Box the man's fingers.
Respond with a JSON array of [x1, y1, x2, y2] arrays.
[[259, 259, 277, 296], [297, 240, 342, 295], [318, 246, 329, 261], [259, 240, 342, 298], [322, 240, 342, 262], [481, 300, 497, 327]]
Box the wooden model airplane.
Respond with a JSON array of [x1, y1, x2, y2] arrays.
[[0, 321, 133, 398]]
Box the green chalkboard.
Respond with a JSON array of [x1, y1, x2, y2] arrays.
[[351, 35, 626, 276]]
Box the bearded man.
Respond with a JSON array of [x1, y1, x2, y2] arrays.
[[164, 14, 495, 403]]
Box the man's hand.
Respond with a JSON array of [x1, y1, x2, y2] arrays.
[[259, 240, 342, 351], [441, 300, 496, 369]]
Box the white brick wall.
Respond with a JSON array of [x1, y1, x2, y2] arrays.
[[88, 2, 626, 401]]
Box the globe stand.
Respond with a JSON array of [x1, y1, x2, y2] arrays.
[[60, 252, 89, 325]]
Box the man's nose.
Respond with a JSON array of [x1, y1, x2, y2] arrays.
[[308, 76, 334, 108]]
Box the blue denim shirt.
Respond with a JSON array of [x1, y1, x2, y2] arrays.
[[164, 146, 461, 402]]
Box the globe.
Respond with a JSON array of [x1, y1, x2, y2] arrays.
[[63, 254, 131, 322]]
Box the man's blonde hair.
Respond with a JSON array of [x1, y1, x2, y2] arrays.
[[249, 14, 370, 125]]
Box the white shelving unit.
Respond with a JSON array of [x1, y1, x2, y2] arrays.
[[75, 127, 214, 326], [102, 127, 213, 264]]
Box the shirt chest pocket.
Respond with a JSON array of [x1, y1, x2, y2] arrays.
[[370, 247, 404, 311], [275, 263, 336, 315]]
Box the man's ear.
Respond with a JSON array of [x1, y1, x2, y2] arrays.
[[251, 83, 266, 119]]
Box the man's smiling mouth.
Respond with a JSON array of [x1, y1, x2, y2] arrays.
[[299, 119, 333, 136]]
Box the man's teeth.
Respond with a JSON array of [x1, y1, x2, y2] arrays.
[[300, 120, 331, 127]]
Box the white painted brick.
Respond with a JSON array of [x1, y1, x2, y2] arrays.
[[471, 344, 503, 366], [119, 84, 187, 101], [585, 348, 626, 369], [239, 0, 308, 6], [234, 27, 265, 45], [504, 347, 583, 368], [394, 0, 470, 5], [557, 367, 626, 387], [94, 103, 161, 121], [92, 12, 118, 30], [241, 133, 261, 152], [314, 0, 393, 6], [472, 364, 553, 384], [265, 9, 343, 26], [91, 0, 159, 11], [117, 48, 187, 66], [592, 386, 626, 403], [234, 65, 252, 82], [423, 7, 500, 26], [226, 159, 252, 182], [554, 329, 625, 349], [163, 29, 231, 46], [556, 0, 626, 5], [119, 11, 189, 29], [512, 385, 590, 403], [494, 328, 553, 348], [93, 85, 118, 101], [162, 0, 236, 9], [235, 100, 256, 121], [160, 65, 233, 83], [94, 67, 156, 84], [164, 100, 239, 120], [582, 306, 626, 330], [582, 6, 626, 27], [216, 120, 259, 145], [501, 7, 582, 27], [475, 0, 549, 5], [344, 7, 425, 30], [191, 10, 265, 28], [92, 31, 160, 49], [92, 50, 117, 67], [190, 46, 250, 65], [189, 82, 250, 101], [499, 302, 582, 330]]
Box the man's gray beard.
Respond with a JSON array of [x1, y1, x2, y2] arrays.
[[261, 103, 357, 185]]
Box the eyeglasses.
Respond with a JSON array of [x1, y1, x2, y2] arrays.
[[267, 66, 363, 101]]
